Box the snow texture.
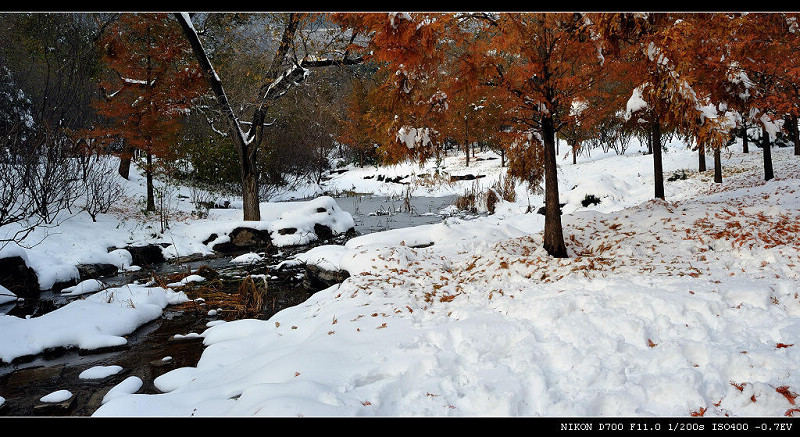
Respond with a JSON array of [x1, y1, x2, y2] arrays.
[[2, 134, 800, 417]]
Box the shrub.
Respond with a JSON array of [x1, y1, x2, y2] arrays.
[[581, 194, 601, 207]]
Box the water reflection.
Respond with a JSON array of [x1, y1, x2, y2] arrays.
[[334, 194, 459, 235]]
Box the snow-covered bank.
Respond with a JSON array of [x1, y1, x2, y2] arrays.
[[90, 145, 800, 417], [0, 284, 188, 363], [0, 194, 354, 295]]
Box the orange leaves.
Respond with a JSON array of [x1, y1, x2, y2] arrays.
[[785, 408, 800, 417], [776, 386, 798, 405], [728, 382, 798, 415], [692, 205, 800, 251], [690, 407, 707, 417], [96, 13, 206, 158]]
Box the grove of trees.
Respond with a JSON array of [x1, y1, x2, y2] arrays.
[[2, 12, 800, 258]]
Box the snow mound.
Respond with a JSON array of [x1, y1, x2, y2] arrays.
[[0, 284, 188, 363]]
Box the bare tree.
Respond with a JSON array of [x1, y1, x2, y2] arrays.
[[82, 155, 125, 222], [1, 13, 112, 247], [175, 12, 362, 221]]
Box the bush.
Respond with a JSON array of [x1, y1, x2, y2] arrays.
[[667, 170, 688, 181], [581, 194, 601, 207]]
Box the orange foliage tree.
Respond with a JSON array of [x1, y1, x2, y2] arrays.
[[338, 13, 606, 258], [595, 13, 735, 196], [723, 13, 800, 180], [337, 76, 379, 167], [342, 13, 453, 166], [478, 13, 609, 258], [95, 13, 205, 211]]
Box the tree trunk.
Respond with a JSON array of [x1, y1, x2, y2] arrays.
[[117, 139, 134, 179], [240, 146, 261, 221], [713, 145, 722, 183], [651, 118, 665, 200], [464, 116, 470, 167], [741, 121, 749, 153], [762, 126, 774, 181], [541, 115, 568, 258], [572, 143, 577, 164], [118, 155, 132, 180], [242, 172, 260, 221], [698, 142, 706, 172], [791, 114, 800, 156], [145, 151, 155, 212]]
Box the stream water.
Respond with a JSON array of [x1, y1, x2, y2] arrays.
[[335, 193, 459, 234], [0, 194, 460, 416]]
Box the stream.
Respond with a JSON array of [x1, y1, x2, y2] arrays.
[[0, 194, 460, 416]]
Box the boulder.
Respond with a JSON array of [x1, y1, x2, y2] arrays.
[[212, 227, 272, 253], [124, 244, 167, 266], [313, 223, 334, 241], [0, 256, 39, 299], [303, 264, 350, 290], [450, 174, 486, 182], [537, 203, 566, 216], [76, 263, 119, 280]]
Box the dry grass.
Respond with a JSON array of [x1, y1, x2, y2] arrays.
[[155, 267, 267, 321], [237, 275, 267, 319], [455, 173, 517, 214]]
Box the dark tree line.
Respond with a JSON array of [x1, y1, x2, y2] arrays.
[[0, 14, 123, 247]]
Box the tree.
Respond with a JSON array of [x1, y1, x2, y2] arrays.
[[721, 13, 800, 179], [95, 13, 206, 211], [176, 12, 363, 221], [0, 13, 110, 246], [490, 14, 608, 257], [341, 13, 604, 258], [337, 74, 379, 167], [0, 13, 107, 136], [597, 13, 734, 198]]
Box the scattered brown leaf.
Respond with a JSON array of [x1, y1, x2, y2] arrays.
[[776, 386, 798, 405], [690, 407, 707, 417]]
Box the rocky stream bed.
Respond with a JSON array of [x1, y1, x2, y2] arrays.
[[0, 236, 351, 417]]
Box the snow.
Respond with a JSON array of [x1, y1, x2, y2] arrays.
[[61, 279, 105, 297], [0, 284, 188, 363], [102, 376, 143, 405], [0, 284, 16, 305], [230, 252, 263, 265], [625, 84, 648, 119], [2, 135, 800, 417], [39, 390, 72, 403], [166, 274, 206, 288], [79, 365, 124, 380]]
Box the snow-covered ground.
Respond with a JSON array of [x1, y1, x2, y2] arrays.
[[3, 138, 800, 417]]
